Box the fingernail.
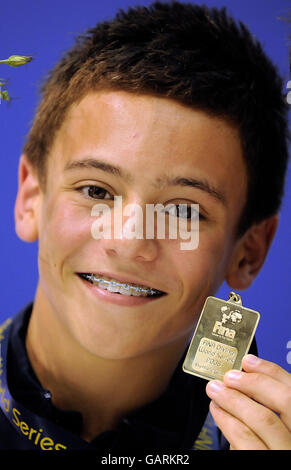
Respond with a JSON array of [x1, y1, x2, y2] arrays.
[[225, 369, 243, 380], [207, 380, 225, 393], [244, 354, 260, 365]]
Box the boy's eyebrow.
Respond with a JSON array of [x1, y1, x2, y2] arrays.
[[64, 157, 134, 182], [154, 175, 226, 205], [64, 157, 227, 205]]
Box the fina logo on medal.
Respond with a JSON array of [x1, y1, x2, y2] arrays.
[[212, 305, 243, 340]]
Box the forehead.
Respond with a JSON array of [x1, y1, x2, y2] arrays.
[[57, 90, 241, 154], [48, 90, 247, 213]]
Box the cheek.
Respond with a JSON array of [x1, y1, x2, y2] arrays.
[[173, 230, 230, 306], [38, 199, 92, 272]]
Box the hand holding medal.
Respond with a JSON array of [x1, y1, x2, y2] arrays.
[[206, 355, 291, 450], [182, 292, 291, 449]]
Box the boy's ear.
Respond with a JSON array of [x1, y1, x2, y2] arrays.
[[14, 154, 41, 242], [225, 214, 279, 290]]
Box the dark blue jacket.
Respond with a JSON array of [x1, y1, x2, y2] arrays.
[[0, 302, 257, 451]]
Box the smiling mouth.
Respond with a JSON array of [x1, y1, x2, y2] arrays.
[[77, 273, 167, 298]]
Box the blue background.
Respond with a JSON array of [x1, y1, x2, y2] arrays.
[[0, 0, 290, 369]]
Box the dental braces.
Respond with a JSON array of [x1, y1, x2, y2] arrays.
[[84, 273, 162, 296]]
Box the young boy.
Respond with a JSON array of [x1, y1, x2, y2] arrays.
[[0, 1, 290, 451]]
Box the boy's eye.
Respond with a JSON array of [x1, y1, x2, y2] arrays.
[[76, 186, 206, 220], [77, 185, 113, 200], [162, 204, 204, 221]]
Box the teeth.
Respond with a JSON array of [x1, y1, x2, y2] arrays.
[[119, 287, 133, 296], [80, 273, 163, 297], [106, 284, 122, 294]]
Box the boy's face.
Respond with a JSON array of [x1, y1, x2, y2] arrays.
[[20, 91, 248, 359]]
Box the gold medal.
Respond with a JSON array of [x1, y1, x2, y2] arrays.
[[182, 292, 260, 381]]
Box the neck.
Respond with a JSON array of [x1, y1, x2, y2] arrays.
[[25, 286, 188, 442]]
